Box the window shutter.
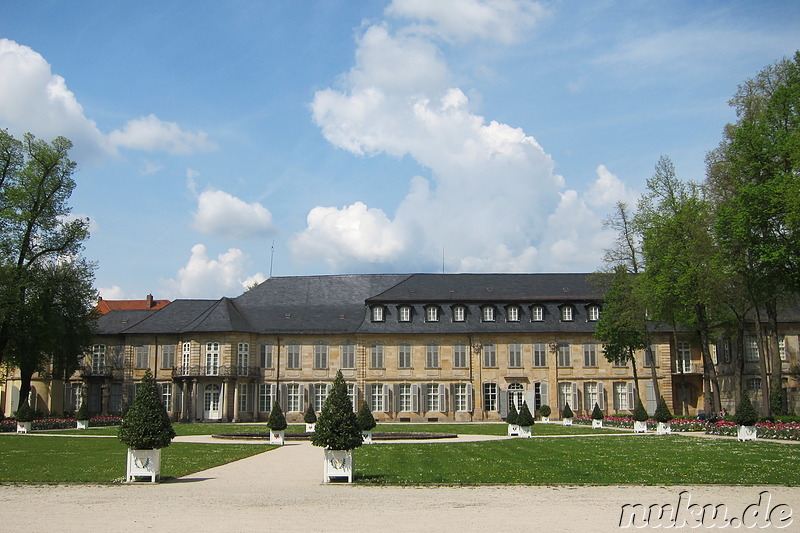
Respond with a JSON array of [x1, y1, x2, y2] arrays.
[[598, 382, 605, 410], [383, 384, 389, 413], [421, 384, 428, 411], [450, 383, 456, 409], [499, 388, 508, 418], [280, 384, 287, 409], [393, 384, 400, 412], [612, 383, 620, 410], [466, 383, 473, 412], [411, 384, 419, 412], [364, 384, 372, 411], [298, 384, 305, 412], [571, 382, 579, 412], [524, 391, 536, 410], [583, 382, 590, 411], [627, 382, 634, 410], [351, 385, 358, 412], [541, 382, 548, 409], [439, 383, 447, 413]]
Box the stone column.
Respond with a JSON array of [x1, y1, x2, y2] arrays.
[[232, 380, 240, 422], [190, 379, 198, 422]]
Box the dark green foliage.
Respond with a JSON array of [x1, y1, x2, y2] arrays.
[[117, 370, 175, 449], [632, 398, 649, 422], [356, 401, 377, 431], [14, 401, 35, 422], [562, 403, 573, 419], [770, 387, 784, 417], [591, 403, 604, 420], [303, 403, 317, 424], [735, 391, 759, 426], [653, 396, 673, 423], [311, 370, 362, 450], [76, 402, 89, 420], [539, 405, 551, 418], [517, 402, 535, 426], [267, 401, 287, 431], [506, 402, 519, 425]]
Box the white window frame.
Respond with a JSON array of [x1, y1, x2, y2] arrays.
[[588, 305, 600, 321], [399, 306, 411, 322], [482, 306, 495, 322], [745, 336, 759, 362], [483, 343, 497, 367], [182, 342, 191, 369], [677, 341, 692, 372], [205, 342, 219, 376], [508, 343, 522, 368], [583, 343, 597, 367], [313, 383, 330, 412], [313, 343, 329, 369], [453, 305, 466, 322], [557, 343, 571, 367], [237, 342, 249, 372], [507, 305, 520, 322], [340, 343, 355, 369], [92, 344, 106, 373], [398, 343, 412, 369], [260, 343, 274, 368], [286, 344, 301, 369], [161, 345, 175, 369], [258, 383, 274, 413], [286, 383, 303, 412], [370, 343, 384, 369], [531, 305, 544, 321], [533, 343, 547, 367], [426, 343, 439, 368], [561, 306, 574, 321], [398, 383, 414, 412], [160, 382, 172, 411], [369, 383, 387, 412], [426, 306, 439, 322], [454, 383, 472, 412], [453, 343, 468, 368], [372, 306, 384, 322]]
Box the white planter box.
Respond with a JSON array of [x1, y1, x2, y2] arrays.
[[126, 448, 161, 483], [518, 425, 532, 438], [634, 421, 648, 433], [738, 425, 757, 441], [77, 420, 90, 430], [540, 417, 550, 423], [270, 430, 285, 445], [361, 430, 373, 444], [563, 418, 573, 426], [16, 421, 31, 434], [657, 422, 671, 435], [323, 449, 353, 483], [507, 424, 520, 436], [305, 423, 316, 433], [592, 419, 603, 429]]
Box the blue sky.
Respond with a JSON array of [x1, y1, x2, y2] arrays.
[[1, 1, 798, 300]]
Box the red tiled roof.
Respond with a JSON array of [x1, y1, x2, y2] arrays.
[[96, 295, 170, 314]]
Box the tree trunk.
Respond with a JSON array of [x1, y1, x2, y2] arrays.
[[765, 298, 783, 415], [753, 308, 772, 415], [695, 303, 722, 414], [629, 347, 641, 406], [647, 345, 661, 401]]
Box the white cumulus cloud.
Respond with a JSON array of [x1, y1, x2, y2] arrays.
[[192, 189, 275, 239], [109, 114, 217, 155], [162, 244, 265, 298]]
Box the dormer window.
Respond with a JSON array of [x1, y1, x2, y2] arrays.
[[531, 305, 544, 322], [426, 306, 439, 322], [507, 305, 520, 322], [482, 306, 495, 322], [399, 305, 412, 322], [453, 305, 466, 322], [588, 305, 600, 321], [561, 306, 574, 321], [371, 306, 385, 322]]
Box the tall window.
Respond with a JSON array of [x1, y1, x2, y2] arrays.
[[533, 382, 548, 412], [676, 341, 691, 372], [340, 343, 355, 369], [205, 342, 219, 375], [398, 343, 412, 369], [398, 383, 413, 412], [748, 377, 762, 394], [483, 343, 497, 367], [92, 345, 106, 373], [260, 343, 273, 368], [779, 337, 786, 360], [160, 382, 172, 411], [644, 345, 657, 367], [426, 383, 440, 412], [745, 337, 759, 361], [588, 305, 600, 321], [614, 382, 629, 411], [584, 382, 598, 410], [426, 343, 439, 368], [583, 343, 597, 367], [508, 382, 524, 410], [454, 383, 471, 412], [313, 383, 330, 412], [237, 343, 249, 372], [238, 383, 251, 412], [557, 343, 571, 367], [483, 383, 498, 411], [533, 343, 547, 367], [426, 306, 439, 322], [370, 343, 384, 368], [531, 306, 544, 321], [182, 342, 191, 369], [347, 383, 358, 412], [286, 344, 301, 369], [313, 343, 329, 369], [453, 305, 466, 322], [372, 306, 384, 322], [561, 306, 574, 321], [507, 305, 520, 322], [370, 383, 385, 412], [453, 343, 468, 368], [399, 305, 411, 322], [135, 345, 149, 369], [508, 343, 522, 368], [559, 382, 575, 411], [161, 345, 175, 369], [286, 383, 302, 412], [482, 306, 495, 322], [259, 383, 273, 412]]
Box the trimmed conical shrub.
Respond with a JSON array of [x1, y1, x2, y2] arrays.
[[653, 396, 672, 423], [539, 405, 551, 418], [735, 391, 758, 427], [591, 402, 604, 420], [76, 402, 89, 420], [562, 403, 573, 419], [304, 403, 317, 424], [267, 401, 288, 431], [118, 369, 176, 450], [14, 401, 35, 422], [311, 370, 363, 451], [632, 398, 649, 422], [356, 400, 377, 431], [517, 401, 535, 426], [506, 402, 519, 425]]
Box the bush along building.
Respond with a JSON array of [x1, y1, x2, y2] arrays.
[[7, 273, 799, 422]]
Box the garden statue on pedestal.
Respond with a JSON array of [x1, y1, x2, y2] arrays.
[[356, 401, 377, 444], [654, 396, 673, 435], [506, 402, 520, 436], [632, 398, 649, 433], [312, 370, 363, 482], [735, 391, 758, 441], [15, 401, 34, 433], [118, 369, 176, 482], [267, 402, 287, 445], [561, 403, 573, 425], [591, 402, 604, 428], [304, 403, 317, 433], [539, 404, 551, 423], [516, 401, 535, 438]]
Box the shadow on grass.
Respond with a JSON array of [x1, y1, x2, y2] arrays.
[[160, 476, 214, 484]]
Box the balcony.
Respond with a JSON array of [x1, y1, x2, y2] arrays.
[[673, 362, 703, 375], [172, 365, 260, 378], [80, 364, 120, 378]]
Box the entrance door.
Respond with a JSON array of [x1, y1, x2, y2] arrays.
[[508, 383, 524, 410], [204, 384, 221, 420]]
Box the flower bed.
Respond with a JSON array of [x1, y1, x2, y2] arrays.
[[574, 416, 707, 432], [0, 416, 122, 432], [706, 420, 800, 440]]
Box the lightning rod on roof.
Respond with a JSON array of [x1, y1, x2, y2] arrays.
[[269, 240, 274, 278]]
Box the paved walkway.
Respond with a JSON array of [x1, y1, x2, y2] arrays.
[[2, 432, 799, 532]]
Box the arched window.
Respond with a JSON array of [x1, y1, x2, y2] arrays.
[[508, 383, 524, 410]]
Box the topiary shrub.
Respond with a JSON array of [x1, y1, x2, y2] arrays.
[[632, 398, 649, 422], [14, 401, 35, 422], [591, 402, 604, 420], [267, 401, 288, 431], [311, 370, 363, 451], [562, 403, 573, 419], [653, 396, 672, 423], [117, 370, 176, 450], [735, 391, 758, 427], [356, 401, 377, 431], [304, 403, 317, 425], [517, 402, 535, 426], [539, 405, 551, 418], [76, 402, 90, 420], [506, 402, 519, 425]]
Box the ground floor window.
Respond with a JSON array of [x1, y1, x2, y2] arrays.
[[426, 383, 440, 412], [238, 383, 252, 413], [533, 382, 548, 413], [287, 383, 302, 412], [313, 383, 330, 412], [259, 383, 274, 413], [483, 383, 498, 411], [369, 383, 386, 412], [613, 382, 631, 411], [454, 383, 471, 412], [508, 382, 524, 410], [160, 382, 172, 412], [398, 383, 414, 412], [347, 383, 358, 412]]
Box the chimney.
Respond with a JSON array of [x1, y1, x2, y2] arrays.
[[146, 294, 154, 308]]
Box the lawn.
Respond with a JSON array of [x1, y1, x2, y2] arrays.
[[354, 435, 800, 485], [0, 436, 273, 483]]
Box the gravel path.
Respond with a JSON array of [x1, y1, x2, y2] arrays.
[[2, 434, 798, 532]]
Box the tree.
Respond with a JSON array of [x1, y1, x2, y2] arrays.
[[267, 401, 287, 431], [506, 401, 519, 425], [590, 402, 604, 421], [632, 398, 649, 422], [117, 369, 176, 450], [734, 391, 759, 427], [601, 201, 643, 274], [517, 402, 535, 426], [653, 396, 673, 424], [356, 401, 377, 431], [0, 130, 94, 403], [311, 370, 362, 451], [303, 403, 317, 425]]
